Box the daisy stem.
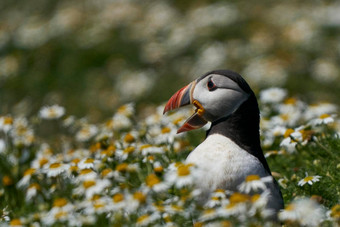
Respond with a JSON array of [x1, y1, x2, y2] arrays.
[[314, 139, 339, 161]]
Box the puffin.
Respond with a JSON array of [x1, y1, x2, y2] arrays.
[[163, 69, 284, 217]]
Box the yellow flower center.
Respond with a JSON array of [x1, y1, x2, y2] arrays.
[[24, 168, 36, 176], [4, 117, 13, 125], [173, 117, 184, 125], [154, 166, 163, 173], [245, 175, 260, 182], [285, 204, 295, 211], [284, 128, 295, 138], [105, 119, 113, 128], [2, 175, 13, 186], [118, 105, 127, 113], [116, 163, 128, 172], [55, 211, 67, 219], [320, 113, 330, 119], [10, 219, 22, 226], [101, 168, 112, 177], [80, 168, 93, 175], [124, 133, 135, 143], [94, 202, 105, 209], [124, 146, 135, 154], [203, 208, 215, 214], [90, 142, 101, 152], [84, 158, 94, 164], [193, 222, 203, 227], [49, 163, 62, 169], [53, 198, 68, 207], [39, 158, 49, 167], [284, 97, 297, 105], [303, 176, 314, 182], [69, 165, 78, 172], [146, 174, 160, 187], [83, 180, 96, 189], [229, 192, 249, 204], [71, 158, 80, 164], [161, 127, 171, 134], [133, 191, 146, 203], [251, 194, 261, 203], [171, 204, 182, 211], [215, 188, 225, 193], [177, 164, 192, 176], [137, 214, 149, 223], [211, 196, 220, 201], [28, 183, 41, 190], [280, 114, 289, 121], [113, 193, 124, 203], [140, 144, 152, 150], [330, 204, 340, 218], [92, 194, 101, 201]]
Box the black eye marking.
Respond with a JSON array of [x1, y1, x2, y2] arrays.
[[207, 78, 217, 91]]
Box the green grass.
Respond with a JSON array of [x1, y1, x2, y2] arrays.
[[0, 100, 339, 226]]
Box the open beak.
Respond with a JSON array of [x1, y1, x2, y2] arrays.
[[163, 81, 208, 133]]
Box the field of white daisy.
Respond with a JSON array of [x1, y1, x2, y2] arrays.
[[0, 0, 340, 226]]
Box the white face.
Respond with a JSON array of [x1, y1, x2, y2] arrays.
[[192, 74, 249, 122]]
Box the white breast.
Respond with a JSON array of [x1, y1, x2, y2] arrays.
[[186, 134, 268, 192]]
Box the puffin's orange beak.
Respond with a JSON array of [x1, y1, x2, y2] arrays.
[[163, 81, 208, 133]]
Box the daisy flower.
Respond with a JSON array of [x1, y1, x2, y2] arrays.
[[136, 213, 160, 227], [10, 117, 35, 146], [328, 204, 340, 222], [9, 218, 24, 227], [140, 144, 164, 156], [304, 102, 337, 120], [278, 176, 289, 189], [298, 173, 321, 186], [248, 190, 276, 219], [143, 173, 168, 192], [309, 113, 335, 126], [62, 115, 76, 127], [117, 103, 135, 117], [17, 168, 36, 188], [237, 175, 272, 193], [280, 126, 311, 153], [75, 179, 111, 199], [112, 112, 132, 130], [44, 162, 69, 177], [279, 198, 325, 226], [82, 196, 110, 215], [219, 192, 250, 220], [78, 158, 99, 170], [39, 105, 65, 119], [199, 208, 220, 222], [41, 198, 74, 226], [125, 191, 147, 212], [76, 169, 98, 182], [115, 146, 136, 161], [75, 124, 98, 142], [165, 163, 198, 188], [0, 116, 13, 132], [260, 87, 287, 104], [110, 193, 126, 211], [205, 189, 227, 208], [26, 183, 41, 201], [1, 207, 10, 222]]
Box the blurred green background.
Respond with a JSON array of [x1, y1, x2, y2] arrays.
[[1, 0, 339, 121]]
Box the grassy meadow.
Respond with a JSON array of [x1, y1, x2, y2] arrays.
[[0, 0, 340, 226]]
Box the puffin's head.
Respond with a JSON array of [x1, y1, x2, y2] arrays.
[[163, 70, 253, 133]]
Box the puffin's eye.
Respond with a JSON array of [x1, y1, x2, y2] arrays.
[[207, 78, 217, 91]]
